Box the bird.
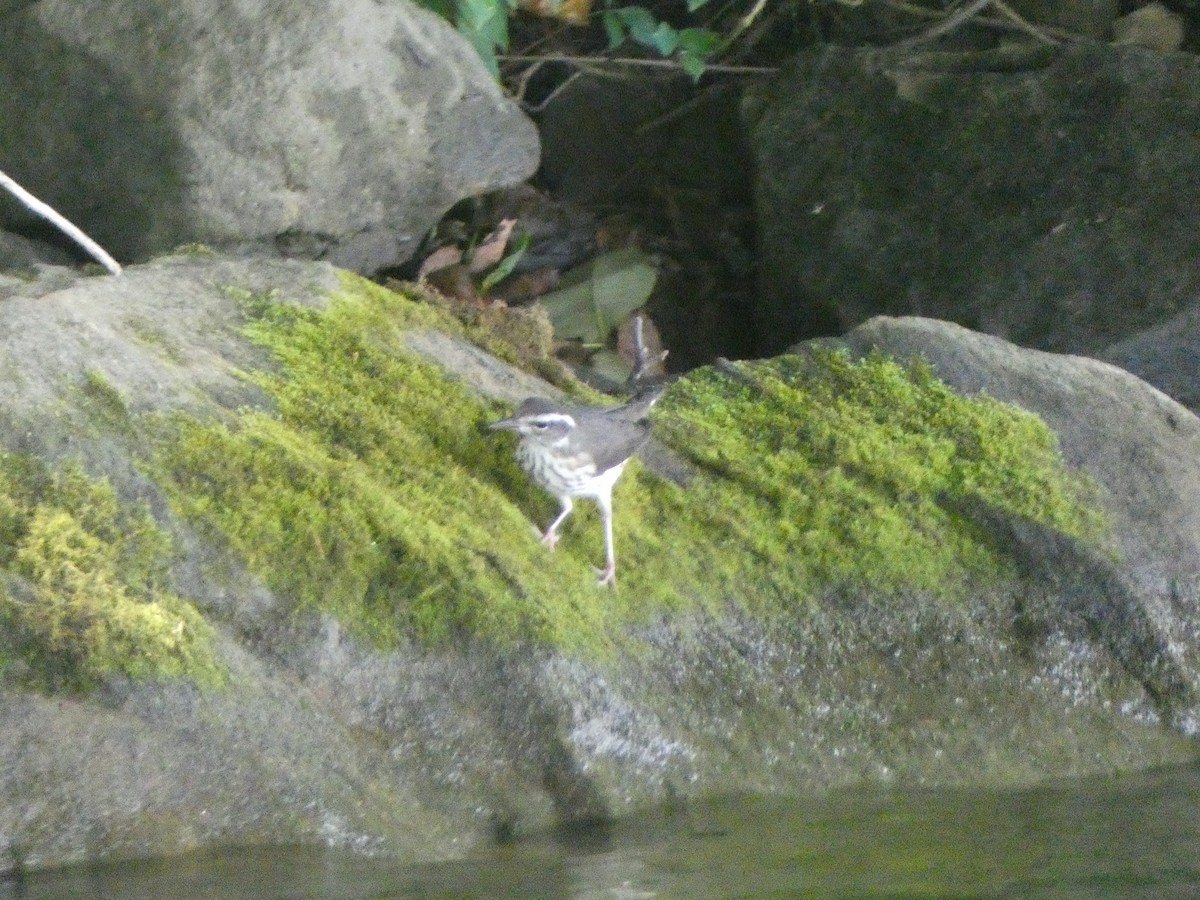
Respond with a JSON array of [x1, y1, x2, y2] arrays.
[[489, 390, 662, 587]]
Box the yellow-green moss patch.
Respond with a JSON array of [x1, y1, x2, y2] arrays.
[[0, 456, 224, 692], [619, 351, 1107, 611], [154, 275, 625, 653], [149, 276, 1109, 654], [78, 368, 131, 430]]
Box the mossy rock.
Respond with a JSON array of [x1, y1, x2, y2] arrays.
[[147, 274, 1108, 656], [0, 455, 224, 692]]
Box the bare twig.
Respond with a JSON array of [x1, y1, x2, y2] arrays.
[[513, 66, 585, 114], [498, 54, 776, 77], [723, 0, 772, 49], [990, 0, 1058, 44], [0, 169, 122, 275], [882, 0, 1077, 44], [889, 0, 996, 49]]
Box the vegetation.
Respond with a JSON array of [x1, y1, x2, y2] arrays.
[[149, 276, 1107, 656], [0, 455, 224, 692], [419, 0, 1089, 84], [643, 351, 1108, 606], [154, 275, 626, 652]]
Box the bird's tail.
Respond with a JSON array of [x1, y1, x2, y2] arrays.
[[617, 383, 668, 421]]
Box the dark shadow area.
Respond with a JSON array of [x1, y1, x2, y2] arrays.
[[0, 11, 188, 264]]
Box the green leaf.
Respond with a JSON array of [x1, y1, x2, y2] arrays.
[[454, 0, 509, 77], [677, 28, 719, 81], [614, 7, 678, 56], [538, 248, 657, 345], [414, 0, 455, 19], [679, 51, 706, 81], [614, 5, 656, 35], [645, 22, 679, 56], [456, 0, 508, 46], [480, 232, 530, 294], [587, 349, 634, 385], [602, 11, 627, 48], [677, 27, 720, 56]]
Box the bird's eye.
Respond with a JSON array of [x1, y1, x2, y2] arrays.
[[532, 422, 549, 430]]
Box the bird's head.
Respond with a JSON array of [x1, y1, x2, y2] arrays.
[[489, 398, 577, 447]]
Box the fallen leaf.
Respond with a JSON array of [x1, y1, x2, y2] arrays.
[[417, 244, 464, 280], [586, 348, 634, 385], [617, 312, 668, 379], [468, 218, 517, 274], [537, 248, 657, 345], [489, 266, 560, 305], [517, 0, 592, 26], [425, 263, 480, 305]]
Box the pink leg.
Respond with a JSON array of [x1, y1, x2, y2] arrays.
[[541, 498, 573, 551], [595, 495, 617, 589]]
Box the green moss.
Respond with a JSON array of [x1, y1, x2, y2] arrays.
[[78, 368, 131, 428], [623, 351, 1108, 615], [0, 456, 225, 692], [154, 275, 623, 653], [124, 315, 187, 364], [148, 276, 1109, 655]]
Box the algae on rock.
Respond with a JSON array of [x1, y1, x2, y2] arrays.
[[0, 455, 224, 692], [150, 275, 1110, 654]]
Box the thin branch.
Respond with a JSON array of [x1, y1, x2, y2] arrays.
[[989, 0, 1058, 44], [889, 0, 997, 50], [882, 0, 1078, 44], [723, 0, 771, 49], [0, 169, 122, 275], [498, 53, 776, 76], [513, 65, 585, 114]]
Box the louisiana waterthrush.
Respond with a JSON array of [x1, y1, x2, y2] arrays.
[[489, 390, 662, 587]]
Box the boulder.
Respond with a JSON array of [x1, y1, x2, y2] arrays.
[[0, 258, 1197, 872], [749, 43, 1200, 356], [0, 0, 539, 271], [1101, 300, 1200, 414], [0, 230, 76, 273], [823, 315, 1200, 730]]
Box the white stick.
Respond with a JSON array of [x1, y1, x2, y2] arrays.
[[0, 168, 122, 275]]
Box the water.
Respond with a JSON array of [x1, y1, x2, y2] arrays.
[[8, 762, 1200, 899]]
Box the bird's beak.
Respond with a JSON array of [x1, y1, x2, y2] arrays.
[[488, 416, 519, 432]]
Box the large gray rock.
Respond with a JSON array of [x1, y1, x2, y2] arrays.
[[822, 315, 1200, 731], [0, 0, 538, 271], [749, 43, 1200, 356], [0, 230, 75, 273], [1, 260, 1198, 872], [825, 316, 1200, 583], [1101, 300, 1200, 414]]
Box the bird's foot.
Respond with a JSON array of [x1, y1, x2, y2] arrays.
[[540, 528, 560, 551], [594, 563, 617, 589]]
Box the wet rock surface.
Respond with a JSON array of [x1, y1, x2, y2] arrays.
[[0, 259, 1195, 871]]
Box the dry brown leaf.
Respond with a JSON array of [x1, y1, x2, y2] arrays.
[[425, 263, 481, 305], [617, 312, 668, 379], [468, 218, 517, 274], [517, 0, 591, 26], [417, 244, 464, 280], [489, 266, 560, 305]]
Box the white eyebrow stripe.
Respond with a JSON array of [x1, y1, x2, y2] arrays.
[[530, 413, 577, 428]]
